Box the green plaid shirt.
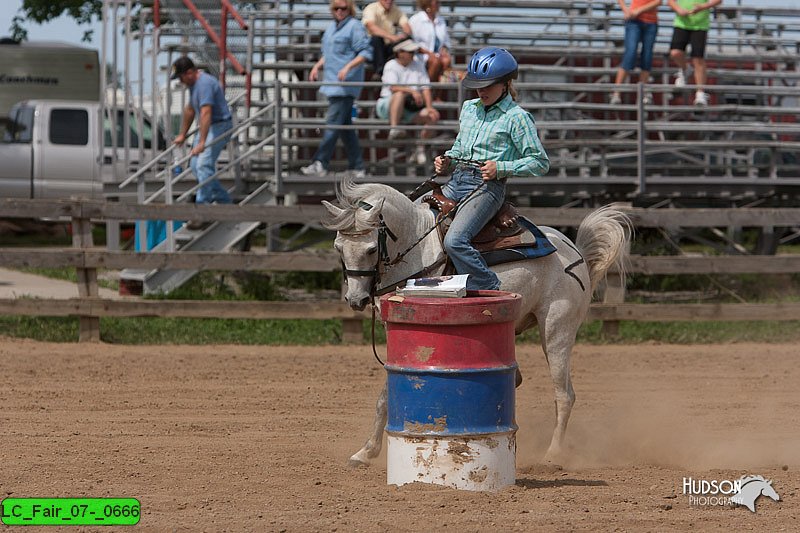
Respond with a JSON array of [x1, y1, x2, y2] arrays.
[[445, 94, 549, 179]]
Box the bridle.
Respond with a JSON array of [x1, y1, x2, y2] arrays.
[[339, 201, 399, 300], [339, 201, 402, 367], [338, 166, 487, 365]]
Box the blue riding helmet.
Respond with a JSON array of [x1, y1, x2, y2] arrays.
[[462, 47, 519, 89]]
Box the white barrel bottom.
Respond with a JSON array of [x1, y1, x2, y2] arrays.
[[386, 432, 516, 491]]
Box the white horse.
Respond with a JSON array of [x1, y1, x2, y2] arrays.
[[322, 177, 632, 466]]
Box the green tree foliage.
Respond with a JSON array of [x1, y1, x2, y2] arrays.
[[9, 0, 103, 42]]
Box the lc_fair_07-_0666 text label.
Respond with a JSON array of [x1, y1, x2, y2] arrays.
[[1, 498, 140, 526]]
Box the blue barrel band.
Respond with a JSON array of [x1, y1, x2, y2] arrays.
[[386, 369, 516, 436]]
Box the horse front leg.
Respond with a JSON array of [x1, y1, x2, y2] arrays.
[[348, 380, 387, 467]]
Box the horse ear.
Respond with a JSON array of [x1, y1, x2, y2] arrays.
[[322, 200, 346, 219], [363, 198, 385, 226]]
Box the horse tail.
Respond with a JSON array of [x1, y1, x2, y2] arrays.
[[575, 205, 633, 293]]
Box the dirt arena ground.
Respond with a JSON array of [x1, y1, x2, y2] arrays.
[[1, 338, 798, 531]]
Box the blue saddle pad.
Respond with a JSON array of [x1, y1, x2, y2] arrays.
[[480, 216, 557, 266]]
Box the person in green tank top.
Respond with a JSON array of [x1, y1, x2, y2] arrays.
[[667, 0, 722, 106]]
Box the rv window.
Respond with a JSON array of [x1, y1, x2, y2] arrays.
[[50, 109, 89, 145], [2, 105, 35, 144]]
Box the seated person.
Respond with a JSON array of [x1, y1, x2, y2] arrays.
[[408, 0, 451, 82], [375, 40, 441, 165], [362, 0, 412, 76]]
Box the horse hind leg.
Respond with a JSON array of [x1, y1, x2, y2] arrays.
[[348, 381, 387, 467], [539, 319, 578, 464]]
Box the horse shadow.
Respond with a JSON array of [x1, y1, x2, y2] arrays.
[[516, 478, 608, 490]]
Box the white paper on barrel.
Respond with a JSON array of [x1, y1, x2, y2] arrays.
[[395, 274, 469, 298]]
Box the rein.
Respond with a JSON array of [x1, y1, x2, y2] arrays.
[[386, 157, 486, 269], [341, 160, 486, 366], [387, 179, 485, 269]]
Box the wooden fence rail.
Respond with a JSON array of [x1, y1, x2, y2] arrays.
[[3, 248, 800, 274], [1, 299, 799, 324], [1, 199, 799, 343], [2, 199, 800, 227]]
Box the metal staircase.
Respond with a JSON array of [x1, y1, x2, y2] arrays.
[[120, 181, 278, 295]]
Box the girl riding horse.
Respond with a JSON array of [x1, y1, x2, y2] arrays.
[[434, 47, 550, 290]]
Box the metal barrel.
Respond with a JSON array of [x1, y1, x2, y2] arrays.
[[380, 290, 522, 491]]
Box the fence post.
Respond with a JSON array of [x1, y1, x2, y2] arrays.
[[601, 238, 630, 339], [636, 82, 646, 195], [274, 78, 283, 193], [339, 277, 362, 343], [341, 319, 363, 344], [600, 268, 625, 339], [72, 216, 101, 342]]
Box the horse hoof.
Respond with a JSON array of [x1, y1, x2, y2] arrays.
[[347, 457, 369, 468], [542, 450, 565, 468], [537, 461, 564, 474], [515, 368, 523, 388]]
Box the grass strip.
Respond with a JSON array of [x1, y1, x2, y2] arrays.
[[1, 316, 799, 345]]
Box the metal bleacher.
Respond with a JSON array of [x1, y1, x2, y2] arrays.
[[118, 0, 800, 209], [105, 0, 799, 294]]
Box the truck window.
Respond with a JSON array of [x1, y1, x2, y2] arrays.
[[50, 108, 89, 145], [104, 109, 166, 150], [2, 105, 35, 143]]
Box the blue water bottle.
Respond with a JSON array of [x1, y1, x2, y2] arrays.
[[172, 150, 183, 177]]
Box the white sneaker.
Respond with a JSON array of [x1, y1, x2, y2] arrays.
[[674, 70, 686, 87], [609, 92, 622, 105], [334, 168, 367, 180], [642, 91, 653, 105], [693, 90, 709, 106], [388, 128, 406, 140], [412, 146, 427, 166], [300, 160, 329, 177]]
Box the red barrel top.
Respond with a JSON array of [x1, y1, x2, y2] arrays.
[[380, 290, 522, 369], [380, 290, 522, 326]]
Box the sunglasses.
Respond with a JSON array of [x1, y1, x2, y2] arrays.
[[333, 6, 348, 11]]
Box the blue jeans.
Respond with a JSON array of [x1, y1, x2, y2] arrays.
[[620, 20, 658, 72], [313, 96, 364, 170], [442, 166, 505, 290], [191, 118, 232, 204]]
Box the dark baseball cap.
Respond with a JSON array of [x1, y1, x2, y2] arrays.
[[170, 56, 195, 79]]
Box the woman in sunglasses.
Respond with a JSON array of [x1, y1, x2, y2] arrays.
[[301, 0, 373, 178]]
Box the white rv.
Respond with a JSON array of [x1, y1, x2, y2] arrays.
[[0, 40, 100, 121]]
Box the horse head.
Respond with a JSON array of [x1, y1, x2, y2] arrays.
[[323, 197, 386, 311], [758, 479, 780, 502]]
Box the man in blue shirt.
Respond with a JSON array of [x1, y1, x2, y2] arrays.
[[301, 0, 373, 178], [172, 56, 232, 205]]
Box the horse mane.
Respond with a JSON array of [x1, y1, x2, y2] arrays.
[[323, 175, 408, 231], [740, 475, 769, 485]]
